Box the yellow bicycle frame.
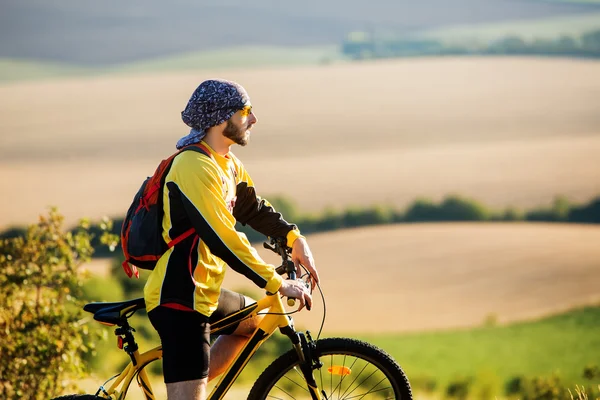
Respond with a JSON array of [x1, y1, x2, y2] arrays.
[[96, 292, 320, 400]]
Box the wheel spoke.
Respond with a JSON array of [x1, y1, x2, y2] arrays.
[[330, 354, 352, 399], [269, 384, 297, 399], [253, 338, 411, 400], [346, 377, 390, 400], [283, 371, 310, 393], [339, 360, 370, 399]]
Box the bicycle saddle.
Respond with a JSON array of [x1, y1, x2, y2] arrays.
[[84, 298, 146, 326]]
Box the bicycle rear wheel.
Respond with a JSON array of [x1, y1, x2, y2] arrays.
[[248, 337, 412, 400]]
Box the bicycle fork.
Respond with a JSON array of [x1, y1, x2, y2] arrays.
[[280, 327, 325, 400]]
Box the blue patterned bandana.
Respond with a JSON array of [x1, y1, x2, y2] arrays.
[[177, 79, 251, 149]]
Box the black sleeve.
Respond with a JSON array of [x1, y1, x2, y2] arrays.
[[233, 181, 297, 238]]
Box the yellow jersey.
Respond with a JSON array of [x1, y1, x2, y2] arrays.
[[144, 141, 301, 316]]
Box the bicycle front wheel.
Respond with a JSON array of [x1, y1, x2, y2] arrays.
[[248, 337, 412, 400]]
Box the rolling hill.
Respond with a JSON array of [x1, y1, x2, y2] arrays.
[[0, 57, 598, 228], [2, 0, 599, 65]]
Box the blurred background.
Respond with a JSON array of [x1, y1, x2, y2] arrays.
[[1, 1, 600, 399]]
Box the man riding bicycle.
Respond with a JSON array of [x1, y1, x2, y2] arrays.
[[144, 79, 319, 400]]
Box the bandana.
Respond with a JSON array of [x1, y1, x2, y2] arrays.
[[176, 79, 251, 149]]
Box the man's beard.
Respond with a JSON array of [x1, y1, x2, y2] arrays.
[[223, 120, 250, 146]]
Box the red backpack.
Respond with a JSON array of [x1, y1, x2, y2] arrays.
[[120, 144, 212, 278]]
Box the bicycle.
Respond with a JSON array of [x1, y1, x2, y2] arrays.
[[52, 237, 413, 400]]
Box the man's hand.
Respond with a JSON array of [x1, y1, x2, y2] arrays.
[[291, 236, 319, 290], [279, 279, 312, 311]]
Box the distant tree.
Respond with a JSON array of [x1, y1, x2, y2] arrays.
[[404, 198, 440, 222], [499, 207, 523, 221], [551, 196, 570, 221], [315, 207, 345, 231], [568, 197, 600, 223], [581, 29, 600, 53], [439, 195, 490, 221], [342, 206, 393, 227], [488, 36, 529, 54], [267, 196, 299, 223]]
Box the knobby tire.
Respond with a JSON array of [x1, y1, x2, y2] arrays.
[[248, 337, 412, 400]]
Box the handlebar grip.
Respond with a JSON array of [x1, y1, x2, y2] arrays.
[[287, 270, 297, 307]]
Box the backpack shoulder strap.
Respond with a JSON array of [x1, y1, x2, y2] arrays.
[[181, 143, 213, 160]]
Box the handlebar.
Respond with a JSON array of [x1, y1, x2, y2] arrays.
[[263, 237, 308, 309]]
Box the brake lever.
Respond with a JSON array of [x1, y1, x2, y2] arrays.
[[263, 241, 277, 253]]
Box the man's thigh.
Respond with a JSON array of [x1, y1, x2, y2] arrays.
[[148, 306, 211, 383], [209, 288, 253, 335]]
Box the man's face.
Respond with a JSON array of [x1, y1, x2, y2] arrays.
[[223, 106, 257, 146]]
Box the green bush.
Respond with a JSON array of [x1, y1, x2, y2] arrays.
[[519, 374, 568, 400], [503, 371, 600, 400], [526, 196, 571, 222], [0, 209, 117, 399], [569, 198, 600, 224], [583, 364, 600, 380], [439, 196, 490, 221], [472, 370, 502, 400], [446, 376, 473, 399], [498, 207, 524, 221], [404, 198, 440, 222]]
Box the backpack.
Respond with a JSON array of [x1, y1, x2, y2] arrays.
[[120, 144, 212, 278]]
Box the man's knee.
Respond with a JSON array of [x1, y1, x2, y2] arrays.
[[233, 296, 263, 337], [166, 377, 207, 400]]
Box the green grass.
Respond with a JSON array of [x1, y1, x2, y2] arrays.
[[0, 45, 343, 84], [415, 12, 600, 43], [112, 45, 342, 74], [0, 59, 99, 83], [353, 305, 600, 393]]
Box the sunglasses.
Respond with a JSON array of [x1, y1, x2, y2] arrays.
[[210, 104, 253, 117], [239, 105, 252, 117]]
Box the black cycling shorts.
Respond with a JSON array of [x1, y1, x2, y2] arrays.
[[148, 288, 246, 383]]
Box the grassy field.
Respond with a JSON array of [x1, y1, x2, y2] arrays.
[[416, 11, 600, 42], [0, 45, 342, 83], [1, 57, 599, 229], [359, 305, 600, 395]]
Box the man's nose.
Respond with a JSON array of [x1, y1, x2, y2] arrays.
[[249, 112, 258, 124]]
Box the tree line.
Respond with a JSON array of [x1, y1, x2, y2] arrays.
[[341, 28, 600, 59], [241, 194, 600, 244], [1, 194, 599, 257]]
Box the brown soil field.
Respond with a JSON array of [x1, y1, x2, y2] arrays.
[[83, 222, 600, 334], [224, 222, 600, 334], [1, 57, 599, 228]]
